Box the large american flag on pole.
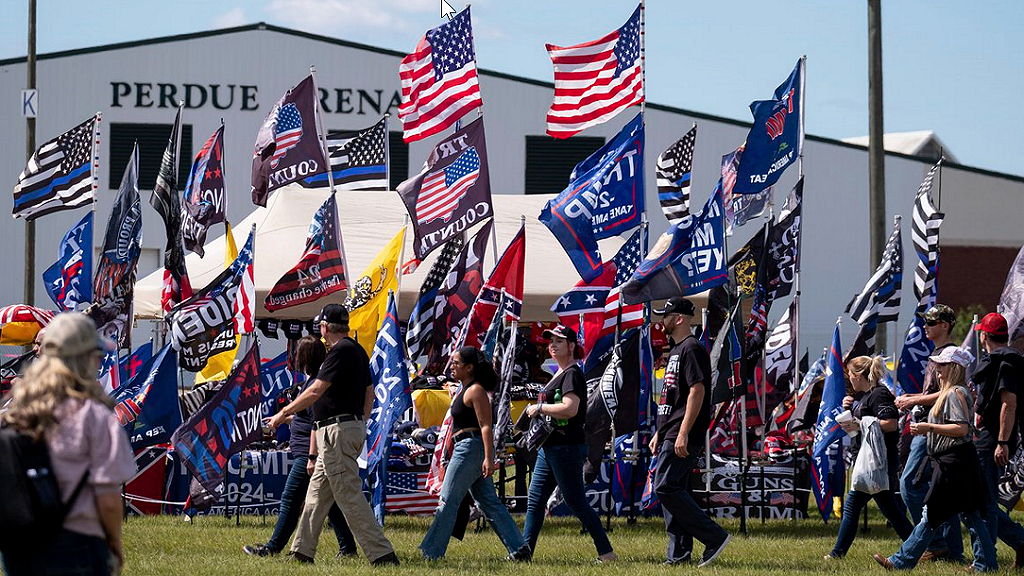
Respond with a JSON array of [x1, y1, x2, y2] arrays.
[[415, 148, 480, 225], [14, 115, 99, 220], [398, 7, 482, 143], [545, 3, 644, 139]]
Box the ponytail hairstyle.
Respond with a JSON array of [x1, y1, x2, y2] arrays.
[[846, 355, 886, 388], [931, 362, 968, 419], [458, 346, 498, 392]]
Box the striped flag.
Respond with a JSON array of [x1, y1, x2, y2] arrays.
[[271, 103, 303, 167], [545, 4, 643, 138], [234, 229, 256, 335], [398, 7, 482, 143], [406, 234, 464, 362], [299, 117, 388, 190], [415, 147, 480, 225], [13, 115, 99, 220], [656, 126, 695, 225], [385, 471, 439, 515], [846, 216, 903, 325], [911, 161, 944, 306], [150, 105, 193, 312]]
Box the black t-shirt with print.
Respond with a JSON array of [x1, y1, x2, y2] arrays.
[[657, 335, 711, 448], [540, 364, 587, 446]]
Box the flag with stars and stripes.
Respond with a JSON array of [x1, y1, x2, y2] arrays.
[[398, 7, 482, 143], [13, 115, 99, 220], [545, 3, 644, 138], [252, 75, 327, 206], [656, 126, 695, 225], [398, 116, 492, 260], [911, 161, 944, 307], [847, 216, 903, 325], [299, 116, 388, 190], [384, 471, 439, 515], [436, 222, 492, 362], [406, 234, 464, 363]]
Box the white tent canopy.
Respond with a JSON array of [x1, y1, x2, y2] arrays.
[[134, 186, 706, 323]]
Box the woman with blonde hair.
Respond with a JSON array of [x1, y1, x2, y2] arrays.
[[874, 346, 996, 571], [826, 355, 914, 559], [1, 313, 136, 576]]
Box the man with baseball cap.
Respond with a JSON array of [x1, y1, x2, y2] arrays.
[[894, 304, 961, 562], [971, 312, 1024, 567], [647, 297, 730, 567], [268, 304, 399, 566]]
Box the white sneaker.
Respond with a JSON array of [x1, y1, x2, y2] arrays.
[[697, 534, 731, 568]]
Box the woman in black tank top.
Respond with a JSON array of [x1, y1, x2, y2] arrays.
[[420, 347, 530, 561]]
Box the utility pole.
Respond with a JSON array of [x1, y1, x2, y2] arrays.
[[867, 0, 886, 349], [24, 0, 37, 306]]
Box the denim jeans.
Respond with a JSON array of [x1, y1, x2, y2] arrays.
[[831, 489, 914, 557], [2, 529, 110, 576], [266, 454, 356, 554], [977, 449, 1024, 550], [900, 435, 962, 558], [419, 435, 526, 560], [889, 506, 996, 571], [653, 442, 729, 562], [523, 443, 613, 556]]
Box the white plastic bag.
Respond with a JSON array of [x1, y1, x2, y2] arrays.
[[850, 416, 889, 494]]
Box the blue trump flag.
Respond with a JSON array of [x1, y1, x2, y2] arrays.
[[897, 313, 935, 396], [119, 341, 153, 384], [367, 292, 413, 523], [811, 321, 847, 521], [621, 186, 727, 304], [112, 343, 182, 449], [734, 58, 804, 194], [540, 113, 644, 281], [260, 351, 304, 419], [43, 212, 93, 312]]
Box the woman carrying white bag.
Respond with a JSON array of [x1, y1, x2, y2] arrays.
[[825, 356, 914, 560]]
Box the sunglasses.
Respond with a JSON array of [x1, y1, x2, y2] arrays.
[[925, 319, 944, 327]]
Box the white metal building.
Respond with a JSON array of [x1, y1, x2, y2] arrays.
[[1, 23, 1022, 353]]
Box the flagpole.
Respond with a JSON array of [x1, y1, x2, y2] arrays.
[[90, 112, 102, 312], [384, 114, 391, 191], [396, 215, 409, 312], [639, 0, 645, 120], [309, 66, 336, 194]]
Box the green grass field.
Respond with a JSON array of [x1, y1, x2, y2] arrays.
[[122, 511, 1021, 575]]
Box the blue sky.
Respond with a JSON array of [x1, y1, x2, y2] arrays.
[[2, 0, 1021, 176]]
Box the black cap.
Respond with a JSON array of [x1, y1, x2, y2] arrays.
[[915, 304, 955, 326], [542, 324, 578, 344], [653, 297, 695, 317], [317, 303, 349, 325]]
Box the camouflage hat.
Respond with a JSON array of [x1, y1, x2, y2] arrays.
[[916, 304, 955, 326]]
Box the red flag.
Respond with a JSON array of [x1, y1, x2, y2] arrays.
[[462, 224, 525, 349]]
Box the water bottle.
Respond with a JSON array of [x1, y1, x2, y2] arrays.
[[553, 388, 568, 426]]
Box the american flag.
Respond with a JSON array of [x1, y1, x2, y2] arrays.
[[545, 4, 643, 139], [406, 234, 464, 361], [656, 126, 696, 225], [300, 117, 388, 190], [383, 469, 438, 516], [232, 228, 257, 334], [398, 7, 482, 143], [847, 216, 903, 325], [270, 103, 303, 168], [415, 147, 480, 225], [911, 161, 944, 307], [14, 115, 98, 220]]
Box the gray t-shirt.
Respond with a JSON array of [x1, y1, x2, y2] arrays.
[[927, 385, 974, 455]]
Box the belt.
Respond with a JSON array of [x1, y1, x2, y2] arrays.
[[453, 429, 482, 442], [313, 414, 362, 429]]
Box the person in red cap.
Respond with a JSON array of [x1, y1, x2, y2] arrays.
[[972, 312, 1024, 567]]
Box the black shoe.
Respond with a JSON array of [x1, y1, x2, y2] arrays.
[[698, 534, 731, 568], [243, 543, 274, 557], [370, 552, 400, 566], [289, 552, 314, 564], [506, 546, 532, 562], [336, 549, 358, 559]]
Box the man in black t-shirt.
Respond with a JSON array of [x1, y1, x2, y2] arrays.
[[268, 304, 398, 566], [971, 312, 1024, 566], [648, 297, 730, 567]]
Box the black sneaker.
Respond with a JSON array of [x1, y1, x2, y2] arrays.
[[243, 543, 274, 557], [506, 546, 532, 562], [370, 552, 400, 566], [289, 552, 315, 564], [697, 534, 731, 568]]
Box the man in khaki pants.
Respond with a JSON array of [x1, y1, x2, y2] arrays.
[[268, 304, 399, 565]]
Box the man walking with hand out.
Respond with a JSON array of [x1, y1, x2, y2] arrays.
[[649, 297, 730, 567]]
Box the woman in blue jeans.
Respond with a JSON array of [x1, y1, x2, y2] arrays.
[[420, 347, 530, 561], [874, 346, 996, 571], [522, 325, 616, 562], [244, 336, 356, 559], [826, 355, 914, 559]]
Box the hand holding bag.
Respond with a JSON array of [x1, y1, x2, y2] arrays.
[[850, 416, 889, 494]]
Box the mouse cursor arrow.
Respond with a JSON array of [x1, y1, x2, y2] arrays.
[[440, 0, 456, 20]]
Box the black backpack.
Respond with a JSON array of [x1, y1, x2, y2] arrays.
[[0, 426, 89, 552]]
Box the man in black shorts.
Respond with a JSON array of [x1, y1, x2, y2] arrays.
[[648, 297, 730, 567], [268, 304, 398, 566]]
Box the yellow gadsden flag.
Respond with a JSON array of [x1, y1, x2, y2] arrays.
[[195, 222, 242, 384], [347, 228, 405, 355]]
